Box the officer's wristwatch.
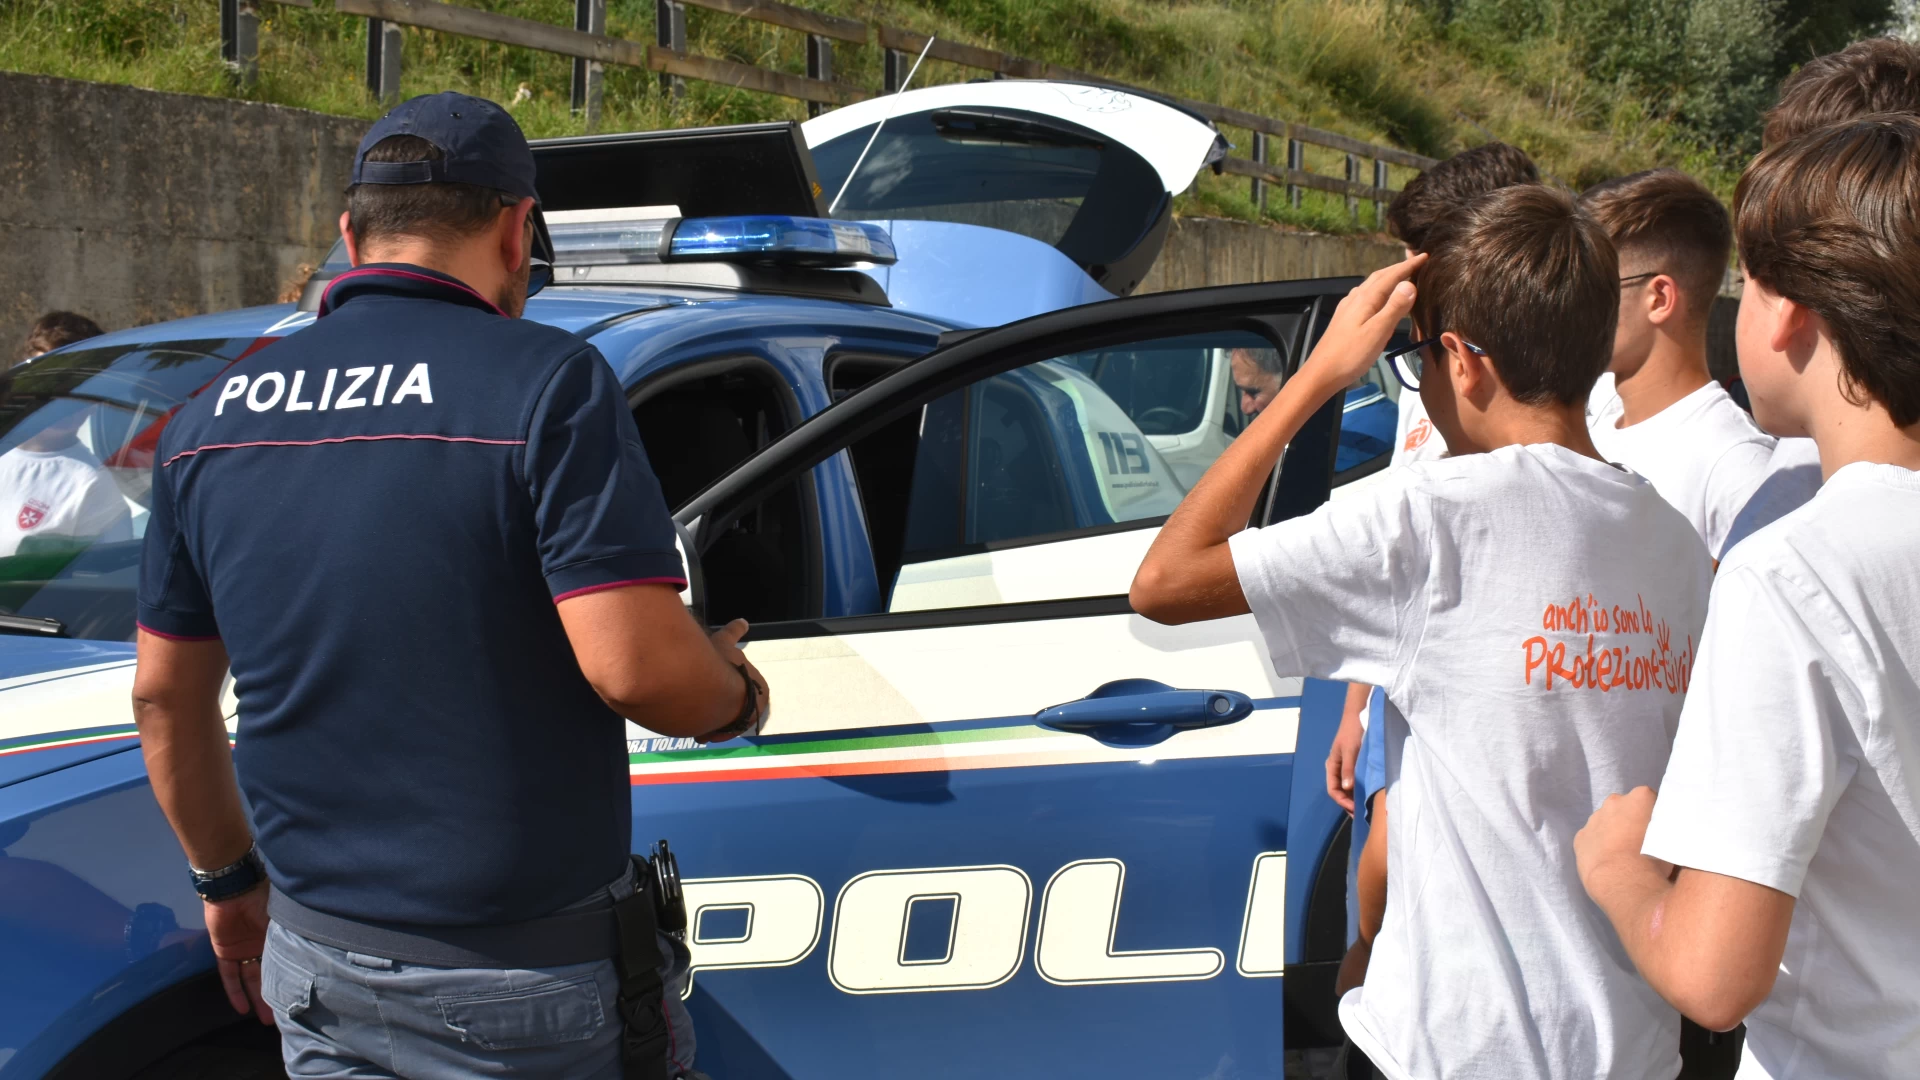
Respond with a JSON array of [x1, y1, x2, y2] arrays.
[[189, 845, 267, 903]]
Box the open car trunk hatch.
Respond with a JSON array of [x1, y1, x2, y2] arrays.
[[804, 82, 1226, 296]]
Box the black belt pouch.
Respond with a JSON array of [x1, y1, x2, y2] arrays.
[[613, 855, 671, 1080]]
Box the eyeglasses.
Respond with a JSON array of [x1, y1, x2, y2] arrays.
[[1379, 336, 1487, 391], [1619, 271, 1661, 287]]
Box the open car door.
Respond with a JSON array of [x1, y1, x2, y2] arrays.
[[642, 280, 1359, 1078]]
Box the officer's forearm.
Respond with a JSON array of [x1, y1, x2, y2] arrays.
[[557, 585, 748, 738], [133, 634, 253, 870]]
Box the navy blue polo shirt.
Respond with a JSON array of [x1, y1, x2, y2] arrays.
[[137, 264, 684, 927]]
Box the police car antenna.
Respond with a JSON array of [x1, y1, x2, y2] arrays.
[[827, 35, 936, 216]]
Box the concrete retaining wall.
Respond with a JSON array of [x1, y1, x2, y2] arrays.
[[0, 73, 365, 354], [0, 72, 1400, 352], [1141, 215, 1403, 294]]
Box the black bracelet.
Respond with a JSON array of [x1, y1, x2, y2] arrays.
[[700, 663, 759, 741], [729, 662, 759, 729]]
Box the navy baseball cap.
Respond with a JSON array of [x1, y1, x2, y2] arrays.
[[352, 92, 553, 296]]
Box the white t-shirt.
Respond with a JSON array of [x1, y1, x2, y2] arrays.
[[1231, 443, 1711, 1080], [1390, 390, 1447, 466], [0, 441, 133, 558], [1721, 436, 1822, 556], [1588, 381, 1807, 558], [1642, 462, 1920, 1079]]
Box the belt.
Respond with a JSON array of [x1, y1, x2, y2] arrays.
[[268, 867, 635, 969]]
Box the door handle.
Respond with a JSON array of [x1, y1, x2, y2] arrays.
[[1036, 679, 1255, 747]]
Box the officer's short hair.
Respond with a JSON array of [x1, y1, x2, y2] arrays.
[[347, 135, 518, 247]]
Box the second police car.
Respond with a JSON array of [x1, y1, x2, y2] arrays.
[[0, 82, 1406, 1078]]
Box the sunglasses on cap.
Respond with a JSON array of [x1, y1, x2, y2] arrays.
[[1380, 336, 1489, 392]]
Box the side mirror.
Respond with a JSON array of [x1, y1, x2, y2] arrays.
[[674, 518, 707, 627]]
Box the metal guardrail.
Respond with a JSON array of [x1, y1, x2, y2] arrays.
[[223, 0, 1436, 220]]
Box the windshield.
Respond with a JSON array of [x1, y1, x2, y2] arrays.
[[812, 108, 1168, 275], [0, 338, 267, 640]]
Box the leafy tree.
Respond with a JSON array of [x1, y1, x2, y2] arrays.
[[1400, 0, 1894, 157]]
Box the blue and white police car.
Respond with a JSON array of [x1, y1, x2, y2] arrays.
[[0, 83, 1404, 1078]]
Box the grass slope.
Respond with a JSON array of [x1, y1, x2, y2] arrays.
[[1, 0, 1740, 233]]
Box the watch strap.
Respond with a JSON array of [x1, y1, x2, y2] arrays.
[[190, 845, 266, 902]]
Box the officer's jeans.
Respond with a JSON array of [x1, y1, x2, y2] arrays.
[[262, 923, 698, 1078]]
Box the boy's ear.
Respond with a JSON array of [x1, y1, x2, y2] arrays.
[[1767, 293, 1813, 357], [1439, 331, 1489, 399], [1645, 274, 1682, 326]]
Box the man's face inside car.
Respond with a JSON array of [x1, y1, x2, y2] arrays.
[[1232, 347, 1283, 416]]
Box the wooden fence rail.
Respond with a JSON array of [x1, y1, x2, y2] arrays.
[[235, 0, 1437, 220]]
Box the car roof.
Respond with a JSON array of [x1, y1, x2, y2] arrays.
[[50, 284, 950, 384]]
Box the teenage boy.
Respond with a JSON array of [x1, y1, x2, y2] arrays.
[[1578, 115, 1920, 1080], [1327, 143, 1543, 810], [1324, 144, 1543, 996], [1762, 36, 1920, 147], [1379, 141, 1540, 469], [1721, 36, 1920, 549], [1579, 170, 1814, 557], [1135, 185, 1711, 1079]]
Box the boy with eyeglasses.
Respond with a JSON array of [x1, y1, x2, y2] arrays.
[[1578, 169, 1817, 559], [1578, 113, 1920, 1080], [1134, 184, 1710, 1079], [1323, 145, 1544, 1016]]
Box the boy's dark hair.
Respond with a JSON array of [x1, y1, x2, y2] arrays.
[[1736, 113, 1920, 427], [1386, 142, 1540, 251], [1411, 185, 1618, 407], [1579, 169, 1731, 321], [1764, 37, 1920, 148], [346, 135, 515, 247], [18, 311, 104, 362]]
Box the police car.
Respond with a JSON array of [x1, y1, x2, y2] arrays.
[[0, 84, 1406, 1078]]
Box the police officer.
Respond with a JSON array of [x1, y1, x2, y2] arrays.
[[130, 92, 767, 1079]]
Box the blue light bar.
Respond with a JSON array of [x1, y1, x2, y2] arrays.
[[548, 214, 896, 269], [670, 216, 897, 266]]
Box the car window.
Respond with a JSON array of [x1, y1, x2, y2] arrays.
[[811, 109, 1164, 275], [1331, 326, 1412, 485], [864, 327, 1292, 612], [0, 338, 262, 640]]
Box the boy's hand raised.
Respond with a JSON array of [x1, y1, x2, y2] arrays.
[[1131, 254, 1423, 627], [1298, 253, 1426, 396]]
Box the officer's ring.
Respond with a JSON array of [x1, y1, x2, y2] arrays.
[[237, 957, 261, 965]]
